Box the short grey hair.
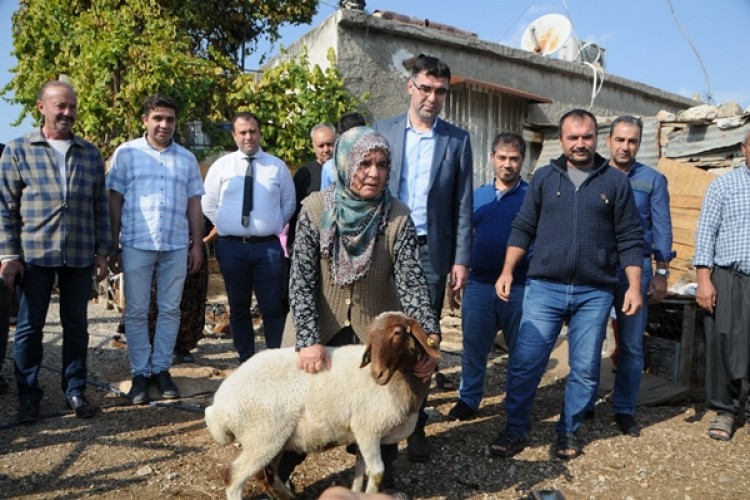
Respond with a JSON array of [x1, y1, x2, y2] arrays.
[[310, 123, 336, 141]]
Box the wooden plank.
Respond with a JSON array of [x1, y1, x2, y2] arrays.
[[669, 193, 705, 210]]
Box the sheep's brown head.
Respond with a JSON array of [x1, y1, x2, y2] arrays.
[[360, 311, 440, 386]]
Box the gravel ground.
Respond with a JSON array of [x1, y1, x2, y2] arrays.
[[1, 297, 750, 499]]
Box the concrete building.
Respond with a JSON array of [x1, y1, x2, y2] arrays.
[[270, 6, 694, 182]]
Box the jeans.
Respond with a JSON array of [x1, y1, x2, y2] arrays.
[[610, 258, 652, 414], [122, 246, 188, 377], [14, 264, 93, 403], [504, 279, 614, 438], [216, 237, 285, 363], [459, 279, 524, 410]]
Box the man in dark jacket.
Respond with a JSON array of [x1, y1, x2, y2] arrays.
[[489, 109, 643, 460]]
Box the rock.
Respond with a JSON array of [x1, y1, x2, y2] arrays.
[[166, 472, 179, 480], [715, 101, 742, 118], [657, 110, 677, 122], [677, 104, 716, 122], [136, 465, 153, 477]]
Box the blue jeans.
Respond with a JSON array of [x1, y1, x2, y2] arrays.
[[122, 246, 188, 377], [610, 258, 652, 414], [14, 264, 93, 403], [216, 237, 285, 363], [459, 279, 524, 410], [504, 279, 614, 438]]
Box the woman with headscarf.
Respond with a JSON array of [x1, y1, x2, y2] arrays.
[[279, 126, 440, 498]]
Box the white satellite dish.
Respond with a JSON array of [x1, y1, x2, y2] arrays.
[[520, 14, 573, 56]]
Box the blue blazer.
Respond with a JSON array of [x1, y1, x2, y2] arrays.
[[374, 113, 473, 275]]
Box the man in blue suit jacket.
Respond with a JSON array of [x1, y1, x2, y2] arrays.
[[375, 54, 473, 464]]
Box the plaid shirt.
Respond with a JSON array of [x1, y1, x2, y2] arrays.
[[694, 165, 750, 274], [107, 136, 204, 251], [0, 130, 114, 267]]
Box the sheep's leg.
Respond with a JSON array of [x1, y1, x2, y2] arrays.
[[267, 453, 296, 500], [352, 448, 366, 492], [354, 439, 384, 493], [224, 449, 278, 500]]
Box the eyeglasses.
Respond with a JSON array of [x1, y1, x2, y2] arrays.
[[410, 79, 448, 97]]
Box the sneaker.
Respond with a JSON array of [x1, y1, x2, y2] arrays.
[[17, 400, 40, 424], [152, 371, 180, 399], [447, 399, 477, 421], [128, 375, 150, 404], [173, 350, 195, 364]]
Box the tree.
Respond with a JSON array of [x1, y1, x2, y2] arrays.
[[2, 0, 355, 160]]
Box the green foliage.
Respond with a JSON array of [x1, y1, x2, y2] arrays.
[[218, 48, 366, 169], [2, 0, 359, 163]]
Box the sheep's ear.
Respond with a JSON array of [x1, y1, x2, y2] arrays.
[[407, 318, 440, 359], [360, 346, 372, 368]]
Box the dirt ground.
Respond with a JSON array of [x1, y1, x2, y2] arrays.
[[2, 297, 750, 500]]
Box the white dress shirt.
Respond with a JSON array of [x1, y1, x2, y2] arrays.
[[202, 148, 295, 237]]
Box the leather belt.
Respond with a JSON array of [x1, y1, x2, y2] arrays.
[[417, 235, 428, 246], [219, 235, 278, 244]]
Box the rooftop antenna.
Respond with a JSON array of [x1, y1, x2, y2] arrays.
[[520, 13, 573, 57]]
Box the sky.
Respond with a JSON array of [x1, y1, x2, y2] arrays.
[[1, 0, 748, 144]]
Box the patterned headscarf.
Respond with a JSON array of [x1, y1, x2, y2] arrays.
[[320, 126, 393, 285]]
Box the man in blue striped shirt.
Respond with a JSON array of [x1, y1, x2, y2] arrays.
[[0, 81, 114, 422], [694, 130, 750, 441], [108, 94, 205, 405]]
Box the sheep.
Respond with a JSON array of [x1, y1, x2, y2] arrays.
[[205, 311, 440, 500]]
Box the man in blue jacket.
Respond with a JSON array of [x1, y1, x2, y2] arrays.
[[595, 115, 674, 437], [448, 132, 528, 421], [490, 109, 643, 460]]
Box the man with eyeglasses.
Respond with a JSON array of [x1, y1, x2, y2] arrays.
[[375, 54, 473, 469]]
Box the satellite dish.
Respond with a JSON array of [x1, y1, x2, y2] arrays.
[[520, 14, 573, 56]]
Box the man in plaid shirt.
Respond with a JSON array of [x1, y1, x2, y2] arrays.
[[0, 80, 113, 423]]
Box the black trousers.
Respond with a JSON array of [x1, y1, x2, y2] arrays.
[[704, 266, 750, 414]]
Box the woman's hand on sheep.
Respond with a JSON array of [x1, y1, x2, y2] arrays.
[[413, 354, 439, 383], [297, 344, 332, 373]]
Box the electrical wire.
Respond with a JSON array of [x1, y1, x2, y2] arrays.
[[665, 0, 712, 103]]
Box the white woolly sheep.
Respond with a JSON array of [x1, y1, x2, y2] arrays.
[[205, 311, 440, 500]]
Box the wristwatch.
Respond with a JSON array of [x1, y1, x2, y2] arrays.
[[655, 268, 670, 277]]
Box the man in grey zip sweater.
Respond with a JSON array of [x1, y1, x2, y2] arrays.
[[489, 109, 643, 460]]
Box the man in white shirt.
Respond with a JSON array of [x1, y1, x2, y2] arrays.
[[202, 112, 295, 362]]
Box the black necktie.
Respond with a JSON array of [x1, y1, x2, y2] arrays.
[[241, 156, 254, 227]]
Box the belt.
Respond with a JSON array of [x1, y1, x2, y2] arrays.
[[219, 234, 278, 244], [417, 235, 428, 246]]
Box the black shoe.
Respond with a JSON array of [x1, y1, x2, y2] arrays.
[[17, 400, 40, 424], [128, 375, 150, 404], [615, 412, 640, 437], [152, 371, 180, 399], [585, 409, 596, 421], [0, 374, 8, 394], [447, 399, 477, 421], [406, 428, 431, 462], [382, 488, 411, 500], [66, 394, 96, 418], [173, 350, 195, 364]]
